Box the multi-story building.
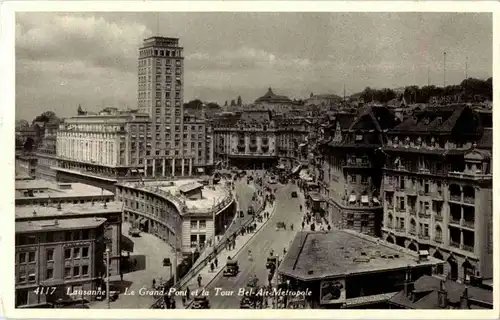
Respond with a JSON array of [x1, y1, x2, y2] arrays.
[[56, 109, 151, 178], [137, 37, 189, 177], [15, 180, 114, 206], [15, 216, 107, 307], [183, 114, 213, 175], [316, 106, 399, 237], [35, 119, 60, 180], [115, 179, 235, 253], [380, 105, 492, 283], [15, 202, 123, 279]]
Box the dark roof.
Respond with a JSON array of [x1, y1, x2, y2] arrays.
[[255, 87, 292, 104], [390, 105, 480, 136], [389, 275, 492, 309], [178, 182, 203, 193], [477, 128, 492, 149], [278, 231, 441, 281]]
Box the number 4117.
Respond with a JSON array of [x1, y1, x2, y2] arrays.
[[33, 286, 56, 295]]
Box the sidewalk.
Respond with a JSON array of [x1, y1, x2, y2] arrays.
[[180, 200, 277, 308]]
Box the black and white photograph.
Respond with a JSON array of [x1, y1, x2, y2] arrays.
[[2, 1, 497, 317]]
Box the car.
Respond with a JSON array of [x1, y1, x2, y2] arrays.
[[128, 228, 141, 237], [268, 177, 277, 184], [192, 296, 210, 309], [291, 191, 298, 198], [223, 259, 239, 277]]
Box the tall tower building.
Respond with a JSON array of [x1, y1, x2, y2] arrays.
[[137, 37, 187, 176]]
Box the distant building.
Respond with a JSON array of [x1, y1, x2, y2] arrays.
[[15, 216, 107, 307], [35, 119, 60, 180], [15, 180, 114, 206], [278, 230, 442, 309], [305, 94, 342, 107], [254, 88, 296, 113]]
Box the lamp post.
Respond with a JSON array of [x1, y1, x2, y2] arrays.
[[105, 248, 110, 309], [173, 236, 178, 285]]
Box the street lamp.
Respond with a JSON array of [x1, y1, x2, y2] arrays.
[[105, 248, 110, 309]]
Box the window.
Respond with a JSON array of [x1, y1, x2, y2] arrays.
[[199, 220, 206, 229], [397, 196, 405, 211], [399, 177, 405, 189], [46, 268, 54, 280], [73, 248, 81, 259], [64, 248, 72, 259], [400, 218, 405, 229], [19, 270, 26, 283], [82, 229, 90, 240], [348, 175, 356, 183], [355, 134, 363, 141], [19, 253, 26, 264], [82, 265, 89, 276], [190, 221, 197, 229], [65, 232, 72, 242], [190, 235, 197, 247], [64, 267, 71, 278], [28, 273, 36, 283], [46, 249, 54, 262], [73, 266, 80, 277], [28, 251, 35, 263], [46, 232, 54, 243], [361, 176, 369, 185]]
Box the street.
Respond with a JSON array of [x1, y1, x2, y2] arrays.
[[194, 182, 304, 309], [89, 223, 181, 309]]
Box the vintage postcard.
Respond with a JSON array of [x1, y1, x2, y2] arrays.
[[1, 1, 498, 319]]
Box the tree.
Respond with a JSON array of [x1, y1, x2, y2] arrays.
[[237, 96, 242, 106], [224, 100, 228, 107], [230, 99, 236, 107], [15, 120, 29, 131], [23, 137, 34, 153], [32, 111, 58, 125]]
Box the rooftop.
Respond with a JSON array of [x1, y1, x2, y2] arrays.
[[15, 180, 114, 200], [279, 230, 442, 281], [255, 87, 292, 104], [117, 179, 230, 216], [15, 201, 123, 220], [389, 275, 493, 309], [16, 217, 107, 234]]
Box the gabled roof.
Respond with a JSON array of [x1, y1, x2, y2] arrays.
[[477, 128, 492, 150]]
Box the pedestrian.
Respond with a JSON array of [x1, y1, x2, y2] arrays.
[[302, 221, 305, 229], [152, 278, 156, 288], [197, 274, 202, 287], [215, 256, 218, 268], [120, 271, 123, 281], [186, 286, 191, 300], [210, 262, 215, 273], [134, 259, 137, 268], [283, 247, 287, 255], [327, 224, 331, 231], [182, 296, 186, 306]]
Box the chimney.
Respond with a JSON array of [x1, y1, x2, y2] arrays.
[[438, 280, 448, 308], [32, 210, 37, 216], [460, 287, 470, 309], [54, 219, 59, 226], [418, 250, 429, 263], [103, 201, 107, 209], [57, 202, 62, 211]]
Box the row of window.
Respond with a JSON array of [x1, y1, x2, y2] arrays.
[[16, 230, 92, 246], [190, 220, 207, 229]]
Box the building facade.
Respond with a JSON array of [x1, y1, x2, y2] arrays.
[[15, 217, 107, 307], [35, 119, 60, 181], [115, 180, 235, 253], [380, 105, 493, 282], [316, 107, 399, 237]]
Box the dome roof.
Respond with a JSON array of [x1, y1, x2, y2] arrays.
[[255, 87, 292, 104]]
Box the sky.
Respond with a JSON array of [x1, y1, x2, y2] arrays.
[[15, 12, 492, 121]]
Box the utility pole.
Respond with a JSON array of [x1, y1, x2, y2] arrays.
[[173, 236, 178, 284], [105, 248, 110, 309]]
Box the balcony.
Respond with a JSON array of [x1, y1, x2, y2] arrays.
[[434, 236, 443, 243], [434, 214, 443, 222], [237, 145, 245, 152], [418, 212, 431, 219], [463, 196, 475, 205], [448, 171, 492, 181], [449, 217, 461, 226], [461, 219, 475, 229], [462, 244, 474, 252], [409, 208, 417, 216], [261, 145, 269, 152], [406, 188, 417, 196], [432, 190, 444, 200], [409, 230, 417, 236], [419, 234, 430, 240], [386, 204, 394, 210], [249, 144, 257, 152], [384, 184, 394, 192], [262, 139, 269, 145], [449, 194, 461, 202], [450, 240, 460, 248], [345, 159, 370, 168], [395, 227, 405, 233]]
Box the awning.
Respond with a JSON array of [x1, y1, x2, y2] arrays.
[[197, 168, 205, 173], [138, 169, 145, 173], [373, 197, 380, 204], [349, 195, 357, 203], [120, 234, 135, 252], [361, 195, 369, 204], [131, 169, 138, 173], [291, 165, 301, 175], [299, 143, 307, 148]]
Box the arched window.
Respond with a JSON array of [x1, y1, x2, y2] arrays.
[[435, 225, 442, 241], [387, 213, 393, 227], [410, 219, 416, 233]]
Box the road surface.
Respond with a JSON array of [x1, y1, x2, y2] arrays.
[[195, 182, 304, 309]]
